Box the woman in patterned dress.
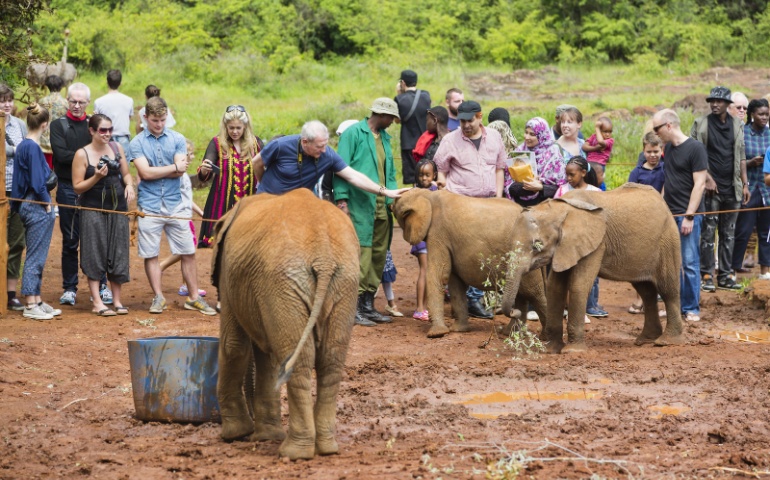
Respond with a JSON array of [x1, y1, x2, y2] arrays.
[[197, 105, 263, 247]]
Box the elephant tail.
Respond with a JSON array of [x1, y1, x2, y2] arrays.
[[276, 267, 334, 389]]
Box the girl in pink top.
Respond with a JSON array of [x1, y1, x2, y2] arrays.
[[582, 116, 614, 187]]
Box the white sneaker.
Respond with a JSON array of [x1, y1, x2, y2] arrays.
[[39, 302, 62, 317], [23, 304, 53, 321], [758, 273, 770, 280], [526, 311, 539, 321]]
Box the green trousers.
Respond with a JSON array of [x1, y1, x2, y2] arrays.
[[358, 212, 390, 295], [7, 208, 26, 279]]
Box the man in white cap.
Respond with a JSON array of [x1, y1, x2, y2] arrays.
[[334, 98, 401, 327]]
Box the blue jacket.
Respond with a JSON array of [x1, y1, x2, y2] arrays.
[[628, 159, 665, 193]]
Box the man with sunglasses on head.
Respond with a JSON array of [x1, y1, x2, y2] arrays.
[[50, 82, 113, 307], [691, 86, 749, 292], [651, 109, 708, 322]]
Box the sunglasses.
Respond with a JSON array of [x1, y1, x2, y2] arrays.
[[226, 105, 246, 113], [652, 122, 668, 134], [734, 105, 748, 110], [97, 126, 114, 134]]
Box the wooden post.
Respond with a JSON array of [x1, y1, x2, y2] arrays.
[[0, 112, 8, 315]]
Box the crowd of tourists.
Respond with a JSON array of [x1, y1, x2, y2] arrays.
[[3, 68, 770, 326]]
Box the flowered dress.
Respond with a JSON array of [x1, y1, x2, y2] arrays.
[[505, 117, 566, 207], [197, 136, 263, 247]]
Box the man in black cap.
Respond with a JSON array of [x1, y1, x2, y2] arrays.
[[394, 69, 431, 184], [691, 86, 749, 291], [434, 100, 507, 319]]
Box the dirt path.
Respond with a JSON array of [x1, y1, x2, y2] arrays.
[[2, 218, 770, 479]]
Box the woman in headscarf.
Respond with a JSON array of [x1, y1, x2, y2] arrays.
[[506, 117, 566, 207]]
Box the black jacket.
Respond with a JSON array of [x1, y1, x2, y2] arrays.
[[50, 115, 91, 182]]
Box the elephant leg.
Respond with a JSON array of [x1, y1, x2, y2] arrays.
[[655, 283, 686, 346], [279, 345, 317, 460], [313, 301, 354, 456], [562, 252, 603, 353], [449, 272, 471, 333], [519, 269, 548, 340], [218, 312, 255, 441], [426, 253, 450, 338], [544, 270, 569, 354], [248, 345, 286, 442], [632, 282, 664, 345]]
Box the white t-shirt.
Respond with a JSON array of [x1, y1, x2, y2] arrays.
[[139, 106, 176, 130], [178, 173, 193, 218], [94, 91, 134, 136]]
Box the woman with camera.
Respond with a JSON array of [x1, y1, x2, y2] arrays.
[[72, 114, 135, 316], [196, 105, 263, 248], [10, 103, 61, 321]]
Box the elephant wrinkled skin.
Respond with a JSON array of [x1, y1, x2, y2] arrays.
[[391, 189, 548, 338], [501, 183, 684, 353], [212, 189, 359, 460]]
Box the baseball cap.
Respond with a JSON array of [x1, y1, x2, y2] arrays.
[[706, 86, 733, 103], [456, 101, 482, 121], [370, 97, 400, 119], [399, 70, 418, 86]]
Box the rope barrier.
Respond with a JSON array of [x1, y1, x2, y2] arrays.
[[5, 196, 220, 222], [7, 194, 770, 221]]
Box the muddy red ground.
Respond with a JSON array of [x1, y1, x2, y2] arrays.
[[2, 217, 770, 480]]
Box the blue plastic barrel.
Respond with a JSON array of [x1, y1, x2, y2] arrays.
[[127, 336, 221, 423]]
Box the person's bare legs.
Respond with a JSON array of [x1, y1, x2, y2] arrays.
[[88, 278, 108, 312], [416, 253, 428, 312], [145, 257, 163, 297], [180, 254, 200, 301], [110, 281, 124, 309], [159, 254, 181, 272]]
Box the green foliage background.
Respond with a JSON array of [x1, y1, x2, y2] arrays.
[[29, 0, 770, 74]]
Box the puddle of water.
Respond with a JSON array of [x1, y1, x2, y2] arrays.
[[648, 403, 690, 419], [458, 390, 603, 419], [460, 390, 603, 405], [718, 330, 770, 343]]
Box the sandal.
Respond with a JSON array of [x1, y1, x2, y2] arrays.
[[114, 306, 129, 315], [628, 304, 644, 314], [93, 308, 117, 317]]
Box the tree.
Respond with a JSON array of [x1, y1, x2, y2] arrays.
[[0, 0, 52, 86]]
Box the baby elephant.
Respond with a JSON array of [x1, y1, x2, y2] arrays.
[[392, 189, 547, 338], [212, 189, 359, 460]]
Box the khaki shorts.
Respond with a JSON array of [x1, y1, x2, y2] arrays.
[[137, 214, 196, 258]]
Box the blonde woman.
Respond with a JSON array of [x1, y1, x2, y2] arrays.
[[196, 105, 263, 248]]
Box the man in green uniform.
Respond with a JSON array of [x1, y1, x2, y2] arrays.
[[334, 98, 401, 327]]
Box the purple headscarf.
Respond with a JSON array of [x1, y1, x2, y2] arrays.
[[504, 116, 565, 201]]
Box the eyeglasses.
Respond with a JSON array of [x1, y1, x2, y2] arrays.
[[734, 105, 748, 110], [68, 100, 88, 106], [226, 105, 245, 113], [97, 127, 114, 134], [652, 122, 669, 134]]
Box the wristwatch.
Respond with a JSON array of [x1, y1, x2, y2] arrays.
[[684, 214, 694, 221]]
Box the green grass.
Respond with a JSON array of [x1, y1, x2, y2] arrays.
[[71, 59, 734, 191]]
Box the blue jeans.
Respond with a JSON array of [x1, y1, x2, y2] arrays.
[[586, 277, 600, 309], [111, 135, 131, 159], [56, 180, 80, 293], [467, 286, 484, 304], [732, 190, 770, 270], [676, 215, 702, 315], [19, 201, 55, 296]]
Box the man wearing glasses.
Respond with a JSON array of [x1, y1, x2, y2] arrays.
[[50, 82, 112, 307], [690, 86, 749, 292], [651, 109, 708, 322], [728, 92, 749, 123]]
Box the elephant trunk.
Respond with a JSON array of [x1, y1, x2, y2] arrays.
[[501, 254, 529, 319]]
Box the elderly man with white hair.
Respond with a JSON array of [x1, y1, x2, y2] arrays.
[[728, 92, 749, 123], [50, 82, 112, 307]]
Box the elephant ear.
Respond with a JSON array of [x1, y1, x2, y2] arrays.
[[551, 198, 606, 272], [210, 196, 251, 288], [393, 191, 432, 245]]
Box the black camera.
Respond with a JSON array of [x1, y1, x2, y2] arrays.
[[97, 155, 121, 172]]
